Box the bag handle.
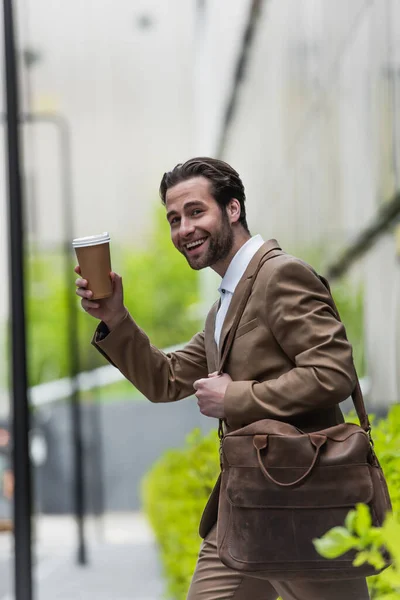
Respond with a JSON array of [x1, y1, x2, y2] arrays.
[[217, 256, 371, 436], [253, 433, 327, 487]]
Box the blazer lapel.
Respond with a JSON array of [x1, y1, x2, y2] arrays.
[[217, 239, 281, 366]]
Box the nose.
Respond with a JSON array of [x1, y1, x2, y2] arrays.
[[179, 217, 195, 238]]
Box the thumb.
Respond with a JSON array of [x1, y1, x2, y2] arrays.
[[208, 371, 220, 378]]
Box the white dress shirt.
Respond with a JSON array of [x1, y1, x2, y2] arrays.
[[214, 235, 264, 347]]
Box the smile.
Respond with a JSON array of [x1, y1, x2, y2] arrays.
[[185, 238, 207, 251]]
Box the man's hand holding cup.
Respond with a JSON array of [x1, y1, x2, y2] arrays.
[[75, 267, 127, 330], [73, 232, 127, 331]]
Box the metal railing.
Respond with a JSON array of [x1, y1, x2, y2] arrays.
[[28, 344, 182, 407]]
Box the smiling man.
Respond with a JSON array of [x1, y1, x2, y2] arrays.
[[164, 172, 247, 276], [75, 157, 369, 600]]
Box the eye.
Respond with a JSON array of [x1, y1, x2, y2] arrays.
[[192, 209, 203, 216], [169, 216, 180, 226]]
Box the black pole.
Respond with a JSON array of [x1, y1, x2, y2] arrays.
[[23, 114, 87, 565], [91, 395, 105, 522], [58, 116, 87, 565], [2, 0, 33, 599]]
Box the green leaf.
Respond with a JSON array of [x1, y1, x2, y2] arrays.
[[364, 549, 387, 571], [353, 551, 369, 567], [313, 527, 358, 558], [345, 509, 357, 533], [353, 503, 372, 537], [364, 527, 385, 547]]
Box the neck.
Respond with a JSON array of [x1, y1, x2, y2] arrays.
[[211, 229, 251, 277]]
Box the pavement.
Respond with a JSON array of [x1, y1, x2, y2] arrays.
[[0, 513, 164, 600]]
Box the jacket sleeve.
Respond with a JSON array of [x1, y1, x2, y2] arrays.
[[224, 258, 356, 426], [91, 312, 208, 403]]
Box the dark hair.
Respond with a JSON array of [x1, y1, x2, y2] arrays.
[[159, 157, 250, 233]]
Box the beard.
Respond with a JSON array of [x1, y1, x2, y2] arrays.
[[184, 210, 234, 270]]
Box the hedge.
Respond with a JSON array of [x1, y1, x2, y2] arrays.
[[141, 429, 220, 600]]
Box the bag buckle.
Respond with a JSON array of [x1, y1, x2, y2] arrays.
[[366, 426, 374, 447]]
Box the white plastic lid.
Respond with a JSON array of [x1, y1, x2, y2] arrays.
[[72, 232, 110, 248]]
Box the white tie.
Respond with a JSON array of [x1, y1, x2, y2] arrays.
[[214, 289, 232, 348]]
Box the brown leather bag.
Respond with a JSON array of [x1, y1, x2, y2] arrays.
[[216, 259, 392, 580]]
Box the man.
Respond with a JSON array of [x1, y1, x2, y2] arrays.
[[75, 157, 370, 599]]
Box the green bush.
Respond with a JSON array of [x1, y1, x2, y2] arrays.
[[27, 252, 71, 384], [141, 428, 220, 600], [331, 279, 365, 377], [315, 405, 400, 598]]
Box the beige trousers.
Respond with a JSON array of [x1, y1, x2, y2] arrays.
[[187, 526, 370, 600]]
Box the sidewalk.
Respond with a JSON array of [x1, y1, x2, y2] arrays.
[[0, 513, 164, 600]]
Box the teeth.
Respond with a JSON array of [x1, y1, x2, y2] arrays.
[[186, 238, 206, 249]]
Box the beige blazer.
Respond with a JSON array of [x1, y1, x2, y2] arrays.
[[93, 239, 356, 536], [93, 239, 355, 434]]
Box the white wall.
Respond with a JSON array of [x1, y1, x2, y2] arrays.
[[197, 0, 400, 407]]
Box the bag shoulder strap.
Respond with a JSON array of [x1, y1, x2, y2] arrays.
[[218, 251, 280, 373], [318, 275, 371, 433], [217, 255, 371, 434]]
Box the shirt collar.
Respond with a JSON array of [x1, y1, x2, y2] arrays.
[[219, 234, 264, 295]]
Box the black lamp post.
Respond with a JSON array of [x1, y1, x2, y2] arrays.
[[2, 0, 33, 598]]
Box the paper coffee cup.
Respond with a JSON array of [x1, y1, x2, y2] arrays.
[[73, 232, 112, 300]]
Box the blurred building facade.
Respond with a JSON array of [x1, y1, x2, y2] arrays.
[[0, 0, 399, 409], [196, 0, 400, 409]]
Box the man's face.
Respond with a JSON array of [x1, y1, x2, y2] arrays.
[[165, 176, 234, 271]]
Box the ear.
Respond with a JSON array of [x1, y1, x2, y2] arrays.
[[227, 198, 241, 224]]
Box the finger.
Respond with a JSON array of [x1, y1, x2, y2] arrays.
[[75, 277, 88, 288], [197, 400, 207, 416], [76, 288, 93, 299], [81, 298, 100, 310], [208, 371, 219, 378], [74, 265, 81, 274], [193, 378, 207, 390]]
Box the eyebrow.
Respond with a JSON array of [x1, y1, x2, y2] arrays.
[[166, 200, 206, 221]]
